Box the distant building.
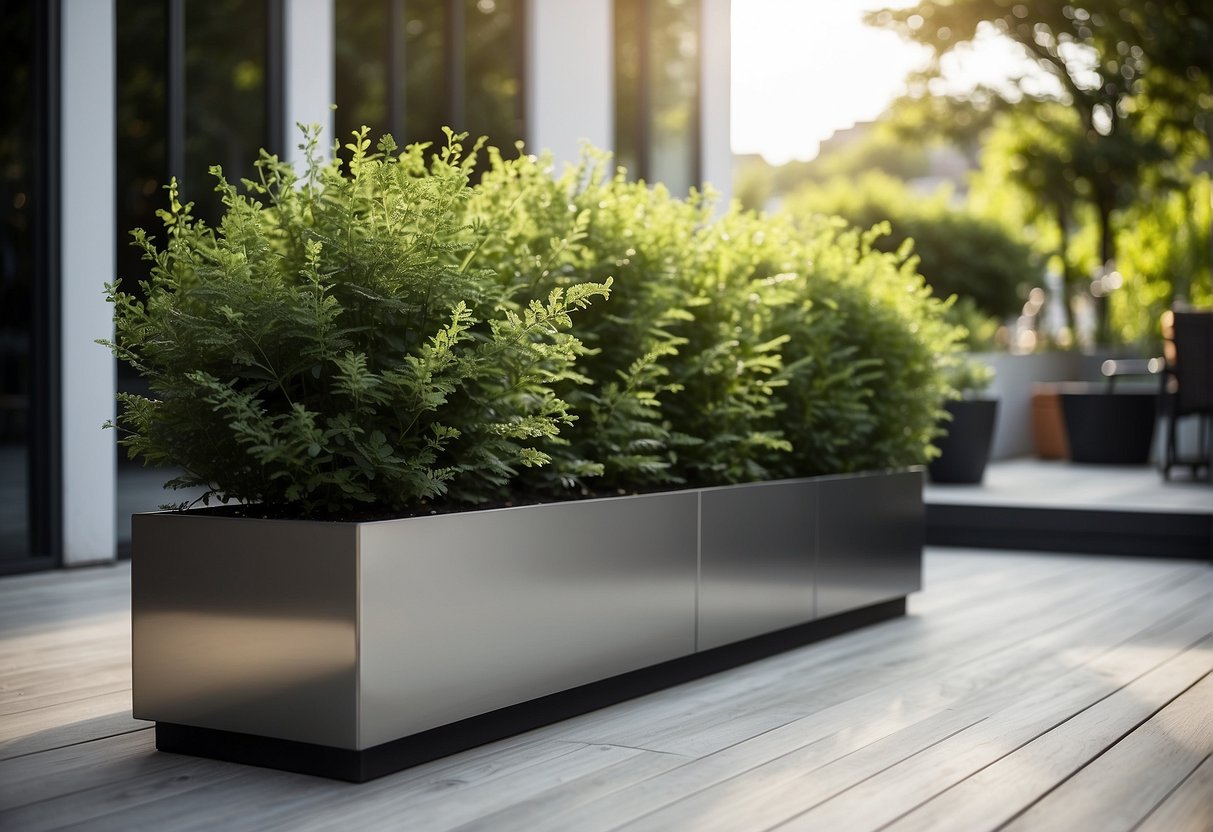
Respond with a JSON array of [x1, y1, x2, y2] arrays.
[[815, 120, 876, 158]]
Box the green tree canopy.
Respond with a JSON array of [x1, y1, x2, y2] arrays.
[[868, 0, 1210, 343], [785, 172, 1037, 322]]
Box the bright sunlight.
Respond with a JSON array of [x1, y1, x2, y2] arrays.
[[731, 0, 1043, 164]]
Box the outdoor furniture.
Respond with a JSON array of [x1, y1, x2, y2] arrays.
[[1160, 310, 1213, 482]]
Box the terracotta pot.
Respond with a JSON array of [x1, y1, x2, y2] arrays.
[[1031, 384, 1069, 459]]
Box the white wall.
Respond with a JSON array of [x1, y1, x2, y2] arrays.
[[526, 0, 613, 167], [980, 352, 1083, 460], [61, 0, 117, 565], [700, 0, 732, 205], [284, 0, 335, 166]]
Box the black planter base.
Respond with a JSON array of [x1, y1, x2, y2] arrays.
[[156, 597, 907, 782]]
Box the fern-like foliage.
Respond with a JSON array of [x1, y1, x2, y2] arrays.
[[106, 126, 962, 518], [467, 148, 691, 494], [465, 145, 963, 495], [768, 218, 962, 476], [104, 127, 609, 516]]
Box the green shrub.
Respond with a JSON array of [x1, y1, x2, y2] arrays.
[[108, 129, 962, 517], [944, 354, 996, 399], [466, 148, 692, 493], [466, 150, 962, 492], [659, 205, 793, 486], [785, 171, 1036, 320], [766, 219, 963, 475], [468, 150, 797, 492], [105, 128, 610, 516]]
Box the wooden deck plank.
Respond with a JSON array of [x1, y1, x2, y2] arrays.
[[886, 641, 1213, 831], [1001, 670, 1213, 832], [1134, 752, 1213, 832], [0, 728, 156, 811], [443, 750, 689, 832], [575, 580, 1213, 832], [777, 634, 1213, 831], [549, 558, 1196, 758], [0, 692, 147, 761], [0, 550, 1210, 832], [2, 738, 591, 832], [260, 745, 662, 832]]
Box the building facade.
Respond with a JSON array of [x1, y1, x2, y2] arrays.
[[1, 0, 731, 572]]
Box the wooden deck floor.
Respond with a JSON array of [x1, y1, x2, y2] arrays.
[[2, 549, 1211, 831], [924, 458, 1213, 514]]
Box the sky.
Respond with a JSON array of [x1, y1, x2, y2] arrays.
[[731, 0, 1042, 165]]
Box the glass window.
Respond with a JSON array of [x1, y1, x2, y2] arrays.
[[115, 0, 167, 298], [117, 0, 273, 235], [335, 0, 392, 149], [115, 0, 277, 555], [614, 0, 702, 193], [184, 0, 271, 221], [0, 0, 58, 568], [335, 0, 526, 160], [648, 0, 700, 195], [463, 0, 524, 152], [613, 0, 643, 177], [401, 0, 448, 148]]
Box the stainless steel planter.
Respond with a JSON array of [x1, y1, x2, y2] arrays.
[[697, 479, 817, 650], [816, 471, 924, 617], [696, 469, 922, 643], [132, 468, 922, 775]]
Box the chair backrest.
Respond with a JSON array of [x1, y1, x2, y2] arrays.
[[1171, 311, 1213, 413]]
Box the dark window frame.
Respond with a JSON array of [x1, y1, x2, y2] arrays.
[[31, 0, 63, 569], [338, 0, 529, 151]]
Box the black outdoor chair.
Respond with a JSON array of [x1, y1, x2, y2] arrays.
[[1160, 310, 1213, 481]]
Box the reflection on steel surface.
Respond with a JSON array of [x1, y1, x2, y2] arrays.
[[357, 492, 698, 747], [698, 479, 817, 650], [131, 471, 923, 751], [816, 470, 923, 618], [132, 515, 358, 747]]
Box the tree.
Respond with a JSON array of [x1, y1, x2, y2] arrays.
[[733, 124, 932, 213], [785, 171, 1036, 322], [868, 0, 1190, 342], [1110, 1, 1213, 277]]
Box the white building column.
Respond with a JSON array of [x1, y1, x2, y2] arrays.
[[526, 0, 614, 167], [700, 0, 732, 205], [283, 0, 335, 167], [61, 0, 117, 565]]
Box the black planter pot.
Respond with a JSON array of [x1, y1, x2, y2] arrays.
[[1059, 389, 1157, 464], [929, 399, 999, 484]]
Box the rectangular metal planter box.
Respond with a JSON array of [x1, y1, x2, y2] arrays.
[[133, 468, 922, 780]]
